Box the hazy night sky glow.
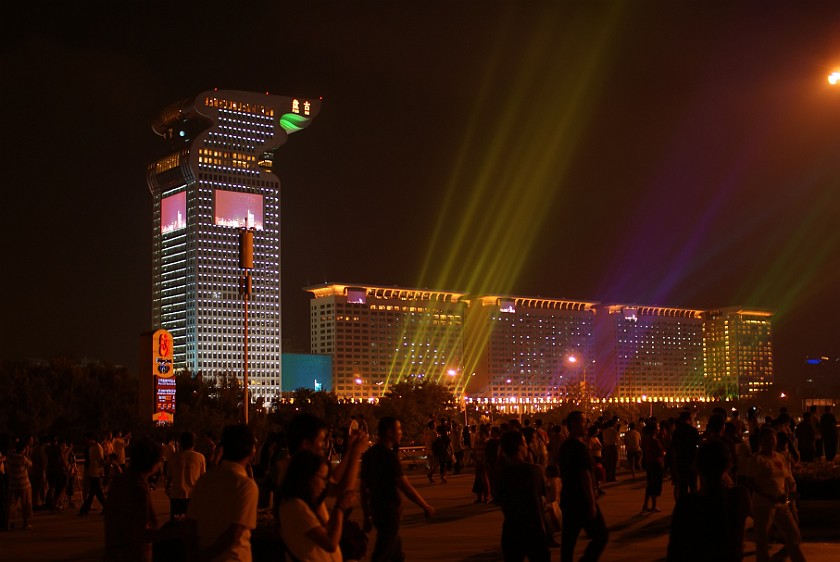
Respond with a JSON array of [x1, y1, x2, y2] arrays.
[[3, 1, 840, 389]]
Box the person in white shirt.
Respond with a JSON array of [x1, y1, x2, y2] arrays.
[[112, 431, 130, 470], [747, 426, 806, 562], [623, 423, 642, 480], [278, 450, 357, 562], [187, 425, 258, 562], [166, 431, 206, 520], [78, 433, 106, 515]]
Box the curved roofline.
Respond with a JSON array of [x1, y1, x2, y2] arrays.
[[151, 89, 322, 136]]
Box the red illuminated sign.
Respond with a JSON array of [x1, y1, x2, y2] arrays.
[[150, 329, 176, 424]]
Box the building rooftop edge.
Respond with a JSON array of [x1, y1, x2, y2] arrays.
[[302, 284, 774, 316]]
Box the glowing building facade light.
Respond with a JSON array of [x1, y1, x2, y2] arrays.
[[305, 284, 774, 409]]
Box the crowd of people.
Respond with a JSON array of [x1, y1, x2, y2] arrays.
[[486, 404, 838, 562], [0, 403, 837, 562]]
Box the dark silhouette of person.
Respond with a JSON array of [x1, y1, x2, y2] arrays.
[[558, 411, 608, 562], [794, 412, 817, 462], [670, 410, 700, 501], [495, 430, 550, 562], [667, 440, 751, 561], [819, 406, 838, 461], [361, 417, 434, 562]]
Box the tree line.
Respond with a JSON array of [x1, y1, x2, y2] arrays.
[[0, 358, 463, 445]]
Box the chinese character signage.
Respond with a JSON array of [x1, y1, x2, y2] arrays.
[[151, 329, 175, 424], [290, 99, 312, 116]]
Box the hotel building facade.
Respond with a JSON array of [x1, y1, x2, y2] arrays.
[[593, 305, 706, 405], [147, 90, 320, 402], [307, 283, 773, 408], [465, 295, 597, 409], [306, 284, 467, 400]]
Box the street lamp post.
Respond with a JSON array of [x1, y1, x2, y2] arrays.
[[239, 228, 254, 425], [567, 354, 589, 412]]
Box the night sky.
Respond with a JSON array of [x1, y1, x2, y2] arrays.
[[3, 1, 840, 389]]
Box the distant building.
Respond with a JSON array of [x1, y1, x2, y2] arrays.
[[464, 295, 596, 410], [147, 90, 320, 403], [703, 307, 774, 399], [305, 283, 774, 409], [305, 283, 466, 400], [593, 305, 706, 404]]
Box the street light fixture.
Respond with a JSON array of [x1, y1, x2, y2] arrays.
[[829, 71, 840, 85]]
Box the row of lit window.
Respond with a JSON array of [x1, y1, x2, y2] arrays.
[[155, 154, 181, 174], [218, 113, 274, 130], [217, 122, 270, 138], [205, 97, 276, 117]]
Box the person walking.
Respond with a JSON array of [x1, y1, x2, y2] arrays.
[[7, 440, 33, 530], [557, 411, 608, 562], [819, 406, 838, 462], [471, 425, 491, 504], [601, 420, 619, 483], [623, 423, 642, 480], [45, 436, 68, 512], [431, 426, 453, 484], [78, 433, 107, 516], [641, 423, 665, 513], [361, 417, 434, 562]]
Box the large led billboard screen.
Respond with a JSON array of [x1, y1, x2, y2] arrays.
[[214, 190, 264, 230], [161, 192, 187, 234]]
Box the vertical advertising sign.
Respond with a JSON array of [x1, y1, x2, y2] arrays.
[[151, 329, 176, 424]]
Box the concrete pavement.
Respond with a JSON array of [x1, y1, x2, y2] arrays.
[[399, 469, 840, 562], [4, 466, 840, 561]]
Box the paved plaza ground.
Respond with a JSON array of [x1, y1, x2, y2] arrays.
[[4, 466, 840, 561]]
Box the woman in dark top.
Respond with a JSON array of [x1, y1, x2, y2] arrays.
[[667, 440, 751, 562]]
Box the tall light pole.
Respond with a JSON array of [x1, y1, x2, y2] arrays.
[[239, 228, 254, 425], [568, 354, 588, 411]]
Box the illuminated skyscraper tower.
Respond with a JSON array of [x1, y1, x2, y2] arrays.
[[147, 90, 320, 402]]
